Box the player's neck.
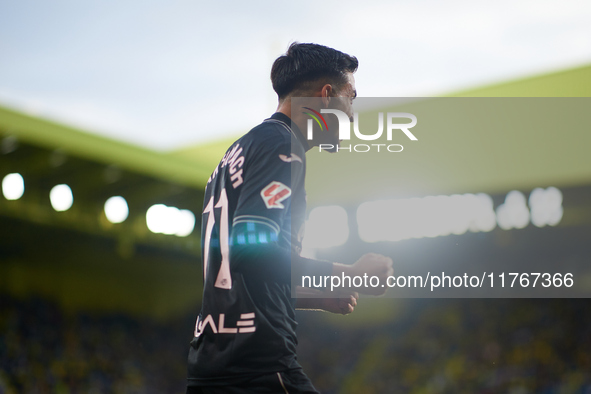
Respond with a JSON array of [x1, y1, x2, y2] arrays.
[[276, 99, 309, 144]]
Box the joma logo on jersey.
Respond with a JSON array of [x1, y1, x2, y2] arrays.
[[195, 313, 256, 337], [278, 153, 302, 163], [261, 181, 291, 209]]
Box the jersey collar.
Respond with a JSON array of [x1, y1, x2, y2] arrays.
[[269, 112, 310, 152]]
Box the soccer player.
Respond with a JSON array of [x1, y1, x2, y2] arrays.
[[187, 43, 393, 394]]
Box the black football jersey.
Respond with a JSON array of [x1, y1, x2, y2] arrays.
[[187, 113, 332, 387]]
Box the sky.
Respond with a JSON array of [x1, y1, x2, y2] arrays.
[[1, 0, 590, 151]]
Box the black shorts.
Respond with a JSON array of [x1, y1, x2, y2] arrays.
[[186, 369, 320, 394]]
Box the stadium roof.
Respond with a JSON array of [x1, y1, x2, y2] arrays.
[[449, 63, 591, 97], [0, 105, 212, 189], [1, 63, 590, 220], [0, 106, 209, 261], [170, 64, 591, 185]]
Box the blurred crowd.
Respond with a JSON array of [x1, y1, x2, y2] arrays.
[[1, 295, 590, 393], [298, 299, 591, 394], [0, 295, 191, 394]]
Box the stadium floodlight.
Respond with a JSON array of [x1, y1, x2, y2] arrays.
[[529, 187, 563, 227], [2, 173, 24, 200], [357, 192, 497, 243], [146, 204, 168, 234], [104, 196, 129, 224], [302, 205, 349, 249], [176, 209, 196, 237], [146, 204, 196, 237], [422, 195, 454, 238], [49, 184, 73, 212], [469, 193, 497, 233], [162, 206, 181, 235], [496, 190, 530, 230]]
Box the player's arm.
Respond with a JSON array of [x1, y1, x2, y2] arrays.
[[231, 221, 394, 294], [229, 135, 333, 282], [294, 254, 394, 314], [296, 253, 393, 315], [332, 254, 394, 296], [229, 135, 393, 292], [295, 286, 358, 315], [229, 227, 334, 282]]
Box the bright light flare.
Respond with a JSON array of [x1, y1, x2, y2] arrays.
[[496, 190, 530, 230], [176, 209, 196, 237], [2, 173, 24, 200], [49, 184, 73, 212], [302, 205, 349, 249], [357, 193, 496, 243], [146, 204, 195, 237], [104, 196, 129, 224], [529, 187, 563, 227]]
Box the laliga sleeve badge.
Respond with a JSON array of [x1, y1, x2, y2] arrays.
[[261, 181, 291, 209]]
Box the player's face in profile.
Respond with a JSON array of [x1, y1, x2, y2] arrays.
[[337, 72, 357, 121], [327, 72, 357, 147]]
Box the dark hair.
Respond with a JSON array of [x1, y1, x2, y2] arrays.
[[270, 42, 358, 99]]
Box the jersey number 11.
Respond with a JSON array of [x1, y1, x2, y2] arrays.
[[202, 188, 232, 289]]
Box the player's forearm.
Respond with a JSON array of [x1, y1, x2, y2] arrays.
[[331, 262, 354, 277], [295, 287, 327, 311], [295, 298, 326, 311], [230, 222, 333, 281]]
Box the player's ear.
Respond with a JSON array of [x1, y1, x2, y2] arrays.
[[320, 84, 332, 107]]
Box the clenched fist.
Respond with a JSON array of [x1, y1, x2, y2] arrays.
[[353, 253, 394, 295], [334, 253, 393, 296], [320, 292, 359, 315]]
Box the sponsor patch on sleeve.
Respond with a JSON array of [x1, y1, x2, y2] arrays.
[[260, 181, 291, 209]]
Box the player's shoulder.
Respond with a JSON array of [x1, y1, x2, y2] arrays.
[[245, 117, 293, 151], [227, 114, 307, 168]]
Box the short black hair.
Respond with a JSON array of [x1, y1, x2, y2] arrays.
[[270, 42, 358, 99]]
